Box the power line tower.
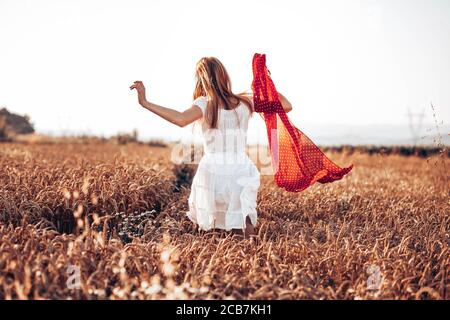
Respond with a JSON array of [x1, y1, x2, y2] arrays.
[[406, 107, 426, 146]]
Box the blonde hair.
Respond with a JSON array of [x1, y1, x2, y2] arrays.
[[193, 57, 253, 128]]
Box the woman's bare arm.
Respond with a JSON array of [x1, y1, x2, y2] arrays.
[[240, 90, 293, 113], [130, 81, 202, 127]]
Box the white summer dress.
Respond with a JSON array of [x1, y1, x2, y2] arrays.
[[186, 96, 260, 231]]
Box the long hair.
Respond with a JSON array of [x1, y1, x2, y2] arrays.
[[193, 57, 253, 128]]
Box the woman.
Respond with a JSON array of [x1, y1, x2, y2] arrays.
[[130, 57, 292, 237]]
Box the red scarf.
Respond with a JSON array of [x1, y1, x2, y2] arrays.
[[251, 53, 353, 192]]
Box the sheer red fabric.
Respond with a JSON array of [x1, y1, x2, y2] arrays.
[[251, 53, 353, 192]]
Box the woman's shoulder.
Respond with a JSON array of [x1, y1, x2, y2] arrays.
[[192, 96, 208, 113], [238, 91, 253, 104], [237, 91, 253, 99], [237, 91, 254, 112], [193, 95, 208, 103]]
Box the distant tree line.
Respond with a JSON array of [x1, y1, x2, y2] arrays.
[[321, 145, 449, 158]]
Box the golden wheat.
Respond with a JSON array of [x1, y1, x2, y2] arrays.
[[0, 142, 448, 299]]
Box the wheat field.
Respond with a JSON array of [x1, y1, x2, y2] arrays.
[[0, 141, 448, 300]]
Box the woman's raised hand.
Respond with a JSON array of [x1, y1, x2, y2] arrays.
[[130, 80, 147, 103]]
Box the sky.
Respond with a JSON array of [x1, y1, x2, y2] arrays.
[[0, 0, 449, 143]]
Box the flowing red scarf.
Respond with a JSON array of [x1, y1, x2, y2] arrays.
[[251, 53, 353, 192]]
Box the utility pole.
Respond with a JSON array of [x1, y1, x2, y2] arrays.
[[406, 107, 426, 146]]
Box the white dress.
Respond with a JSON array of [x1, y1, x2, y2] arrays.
[[186, 96, 260, 231]]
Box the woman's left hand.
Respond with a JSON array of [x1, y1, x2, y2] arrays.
[[130, 80, 147, 104]]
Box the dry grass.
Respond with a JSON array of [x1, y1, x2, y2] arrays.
[[0, 142, 448, 300]]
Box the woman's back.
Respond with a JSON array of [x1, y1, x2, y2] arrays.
[[193, 96, 252, 155]]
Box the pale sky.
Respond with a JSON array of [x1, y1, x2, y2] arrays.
[[0, 0, 449, 142]]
